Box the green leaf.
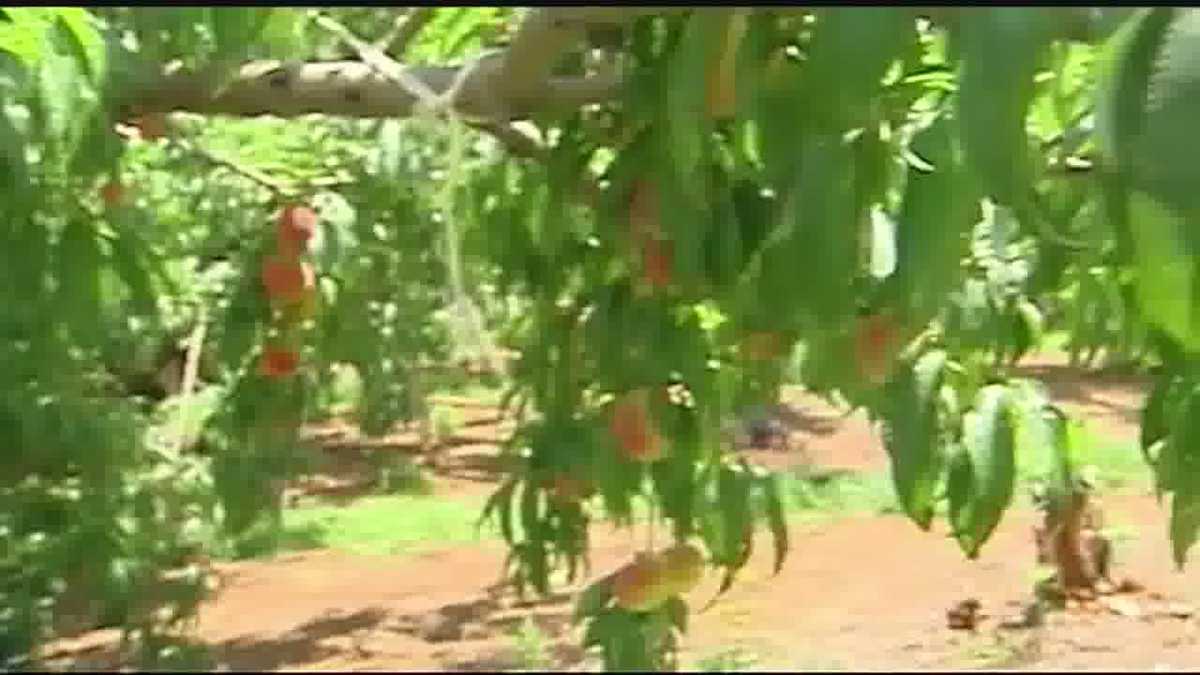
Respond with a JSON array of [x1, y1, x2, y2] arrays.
[[36, 48, 83, 144], [217, 252, 266, 371], [1171, 489, 1200, 570], [574, 573, 615, 624], [946, 442, 975, 540], [1141, 371, 1181, 468], [1095, 8, 1175, 170], [1168, 384, 1200, 568], [716, 464, 752, 569], [664, 595, 688, 634], [771, 132, 859, 325], [107, 225, 157, 318], [1130, 10, 1200, 221], [730, 179, 774, 272], [1021, 401, 1075, 502], [1011, 299, 1044, 362], [662, 12, 719, 197], [758, 472, 788, 575], [209, 8, 273, 60], [479, 478, 517, 545], [882, 349, 948, 530], [803, 8, 914, 131], [1126, 191, 1200, 351], [892, 117, 979, 323], [954, 384, 1018, 557], [0, 8, 53, 71], [258, 8, 307, 60], [957, 8, 1056, 205], [56, 217, 104, 346], [53, 8, 105, 84], [868, 206, 896, 280]]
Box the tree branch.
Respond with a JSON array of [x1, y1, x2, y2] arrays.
[[491, 7, 685, 110], [467, 120, 547, 161], [119, 9, 671, 128], [125, 58, 621, 122], [313, 13, 444, 110]]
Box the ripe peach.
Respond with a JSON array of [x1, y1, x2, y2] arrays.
[[855, 313, 898, 385], [609, 390, 666, 463], [259, 345, 299, 378], [260, 254, 315, 306], [100, 181, 124, 207], [612, 553, 670, 612], [741, 331, 783, 361], [705, 12, 747, 120], [133, 114, 169, 141], [549, 474, 595, 504], [276, 204, 318, 256], [658, 542, 705, 596], [278, 284, 320, 324], [641, 237, 673, 290], [628, 179, 662, 242]]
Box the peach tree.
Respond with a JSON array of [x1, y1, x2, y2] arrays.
[[2, 6, 1200, 671]]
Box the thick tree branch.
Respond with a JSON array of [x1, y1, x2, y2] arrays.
[[492, 7, 686, 110], [121, 7, 685, 124], [124, 59, 621, 121]]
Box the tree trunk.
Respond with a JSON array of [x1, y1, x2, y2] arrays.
[[1034, 488, 1112, 603]]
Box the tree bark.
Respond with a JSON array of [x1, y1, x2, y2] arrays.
[[119, 7, 684, 123]]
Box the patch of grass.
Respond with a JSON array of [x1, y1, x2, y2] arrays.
[[234, 493, 493, 559], [694, 646, 761, 672], [958, 631, 1041, 669], [429, 403, 466, 443], [779, 469, 900, 519], [316, 363, 364, 417], [1072, 425, 1154, 494], [511, 617, 552, 671], [1010, 422, 1154, 509], [440, 381, 506, 406], [367, 451, 434, 496], [766, 418, 1154, 529]]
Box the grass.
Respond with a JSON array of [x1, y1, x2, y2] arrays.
[[229, 492, 492, 559], [770, 421, 1154, 528], [1070, 424, 1155, 493], [227, 401, 1153, 562], [694, 646, 761, 672], [236, 434, 1147, 562], [511, 617, 552, 671], [279, 493, 490, 556], [783, 469, 900, 516]]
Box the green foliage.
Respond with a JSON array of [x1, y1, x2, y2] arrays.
[[4, 6, 1200, 672], [253, 493, 487, 558], [882, 349, 948, 529]]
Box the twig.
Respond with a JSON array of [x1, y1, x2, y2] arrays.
[[376, 7, 437, 56], [313, 12, 444, 113], [188, 142, 293, 193], [173, 134, 352, 195], [171, 307, 209, 455], [467, 119, 547, 160]]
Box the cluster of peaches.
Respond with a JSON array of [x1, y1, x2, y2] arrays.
[[258, 204, 320, 379]]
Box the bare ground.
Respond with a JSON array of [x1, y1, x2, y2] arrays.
[[45, 354, 1200, 671]]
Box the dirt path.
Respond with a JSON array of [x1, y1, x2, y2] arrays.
[[49, 497, 1199, 671], [50, 355, 1200, 671]]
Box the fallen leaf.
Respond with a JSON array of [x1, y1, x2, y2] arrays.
[[1100, 596, 1143, 618], [1165, 602, 1195, 619]]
